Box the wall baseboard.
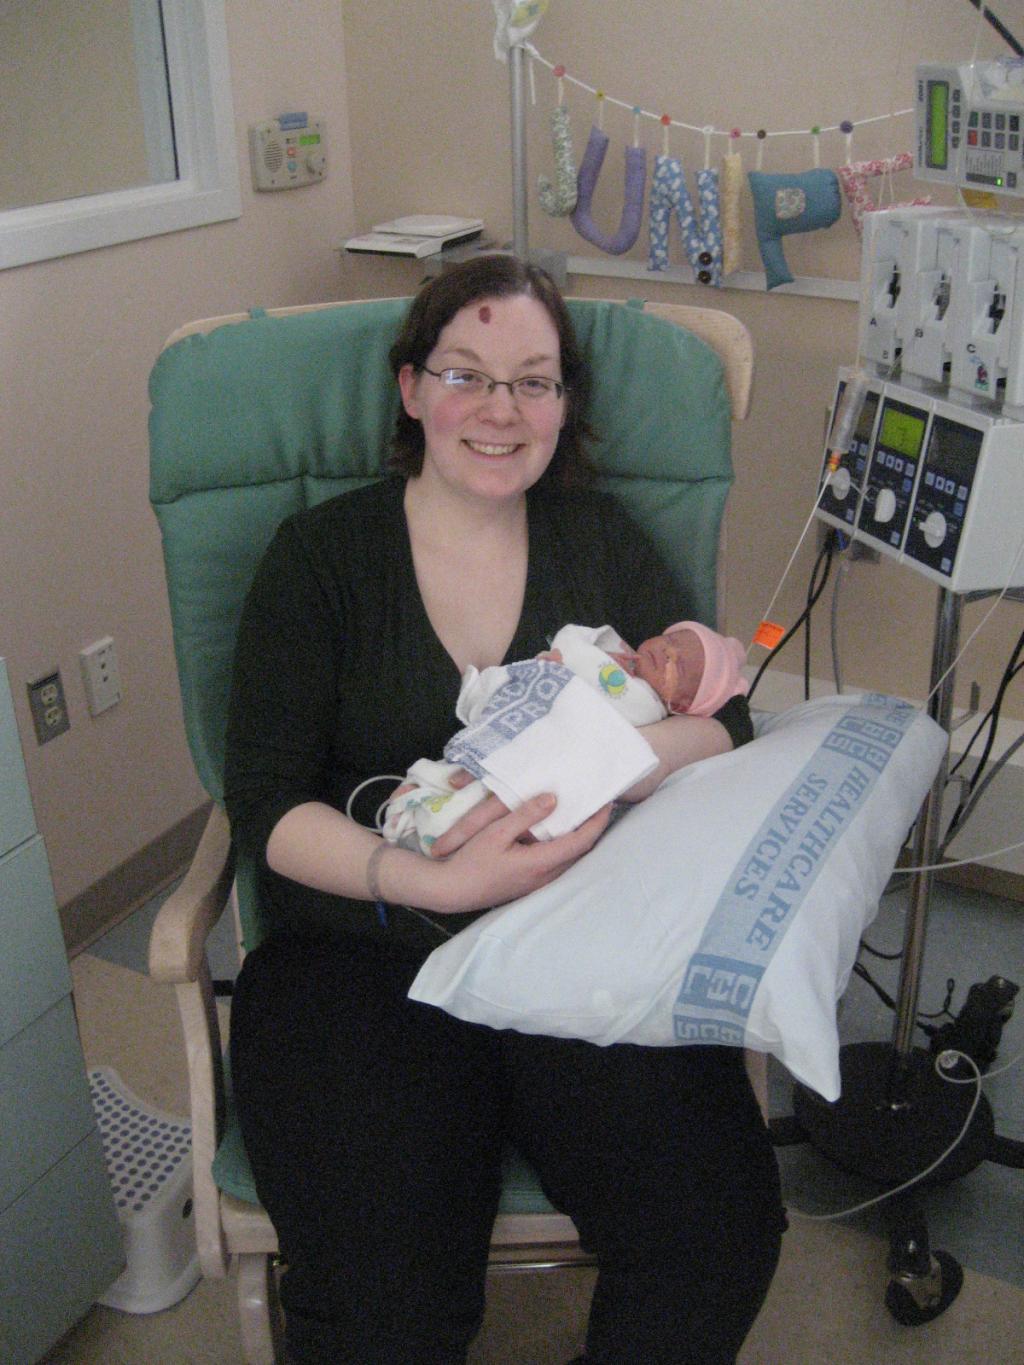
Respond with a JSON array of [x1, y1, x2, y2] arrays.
[[61, 803, 213, 957]]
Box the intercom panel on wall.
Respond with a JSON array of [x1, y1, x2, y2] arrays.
[[249, 114, 327, 191]]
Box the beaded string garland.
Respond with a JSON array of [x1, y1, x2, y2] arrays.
[[523, 44, 921, 287]]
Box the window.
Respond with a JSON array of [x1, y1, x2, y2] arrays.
[[0, 0, 240, 271]]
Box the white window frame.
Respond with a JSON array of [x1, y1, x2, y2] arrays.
[[0, 0, 240, 271]]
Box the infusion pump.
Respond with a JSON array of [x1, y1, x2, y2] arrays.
[[816, 369, 1024, 593], [916, 60, 1024, 195]]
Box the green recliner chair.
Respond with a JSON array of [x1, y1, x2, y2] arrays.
[[147, 290, 755, 1364]]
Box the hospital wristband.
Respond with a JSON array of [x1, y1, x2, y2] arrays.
[[365, 839, 393, 905]]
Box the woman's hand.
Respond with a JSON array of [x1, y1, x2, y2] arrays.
[[429, 792, 612, 914]]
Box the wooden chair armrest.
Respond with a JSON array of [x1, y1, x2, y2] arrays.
[[148, 803, 235, 1278], [149, 804, 235, 983]]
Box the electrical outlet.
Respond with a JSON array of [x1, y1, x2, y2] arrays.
[[80, 637, 122, 716], [27, 671, 70, 743]]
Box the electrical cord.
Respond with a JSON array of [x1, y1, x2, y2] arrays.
[[947, 633, 1024, 785], [830, 554, 851, 695], [945, 729, 1024, 856], [943, 633, 1024, 848], [850, 961, 956, 1034], [748, 530, 836, 702], [966, 0, 1023, 56]]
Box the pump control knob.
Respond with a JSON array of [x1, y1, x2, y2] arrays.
[[830, 466, 851, 499], [874, 488, 897, 523], [306, 152, 326, 175], [922, 510, 947, 548]]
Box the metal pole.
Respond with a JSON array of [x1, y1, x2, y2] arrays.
[[509, 43, 529, 260], [891, 587, 962, 1061]]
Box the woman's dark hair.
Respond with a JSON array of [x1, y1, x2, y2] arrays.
[[387, 254, 596, 486]]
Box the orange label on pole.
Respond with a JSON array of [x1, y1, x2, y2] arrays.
[[753, 620, 785, 649]]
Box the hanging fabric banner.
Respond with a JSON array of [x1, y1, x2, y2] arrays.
[[748, 168, 841, 289], [538, 105, 578, 215], [837, 154, 931, 237], [571, 125, 647, 255], [647, 155, 723, 286], [720, 151, 744, 275]]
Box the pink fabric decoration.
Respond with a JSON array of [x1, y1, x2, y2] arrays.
[[837, 154, 931, 237]]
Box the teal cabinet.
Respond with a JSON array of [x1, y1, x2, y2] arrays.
[[0, 659, 123, 1364]]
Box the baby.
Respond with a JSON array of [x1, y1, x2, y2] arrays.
[[545, 620, 748, 724], [383, 621, 748, 853]]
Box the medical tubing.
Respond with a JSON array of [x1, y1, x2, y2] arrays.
[[747, 532, 835, 701], [345, 774, 406, 828], [750, 479, 834, 660], [888, 835, 1024, 875], [787, 1050, 987, 1223], [942, 1047, 1024, 1084], [827, 369, 871, 457]]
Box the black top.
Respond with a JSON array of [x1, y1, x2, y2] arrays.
[[224, 476, 751, 949]]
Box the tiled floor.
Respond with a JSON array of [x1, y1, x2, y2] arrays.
[[50, 875, 1024, 1363]]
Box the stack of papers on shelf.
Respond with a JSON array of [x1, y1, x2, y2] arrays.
[[344, 215, 484, 257]]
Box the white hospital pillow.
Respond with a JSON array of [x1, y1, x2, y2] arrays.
[[409, 694, 947, 1100]]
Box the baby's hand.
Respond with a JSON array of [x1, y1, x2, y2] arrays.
[[535, 648, 564, 663], [447, 768, 477, 790]]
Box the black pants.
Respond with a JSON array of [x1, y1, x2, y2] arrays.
[[231, 934, 786, 1365]]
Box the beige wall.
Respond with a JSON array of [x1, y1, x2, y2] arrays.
[[341, 0, 1021, 726], [0, 1, 355, 917]]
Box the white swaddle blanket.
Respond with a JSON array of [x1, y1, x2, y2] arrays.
[[547, 624, 667, 725], [445, 658, 658, 841]]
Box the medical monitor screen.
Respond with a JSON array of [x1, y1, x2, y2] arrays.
[[927, 81, 949, 169], [878, 403, 927, 460], [925, 414, 982, 483]]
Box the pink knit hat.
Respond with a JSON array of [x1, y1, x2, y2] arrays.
[[663, 621, 749, 717]]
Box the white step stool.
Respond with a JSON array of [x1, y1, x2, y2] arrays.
[[89, 1067, 200, 1313]]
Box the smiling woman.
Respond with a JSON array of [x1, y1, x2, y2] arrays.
[[0, 0, 239, 270], [220, 254, 785, 1363]]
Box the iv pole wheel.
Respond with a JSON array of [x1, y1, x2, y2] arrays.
[[885, 1248, 964, 1325]]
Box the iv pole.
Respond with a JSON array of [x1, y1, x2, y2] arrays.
[[785, 583, 1022, 1324], [892, 590, 962, 1065], [506, 42, 566, 281], [509, 43, 530, 260]]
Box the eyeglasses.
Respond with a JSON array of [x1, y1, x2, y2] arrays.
[[417, 365, 566, 403]]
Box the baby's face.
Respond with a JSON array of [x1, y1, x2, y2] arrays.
[[633, 631, 705, 710]]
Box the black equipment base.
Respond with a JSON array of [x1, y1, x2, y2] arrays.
[[790, 1041, 995, 1188]]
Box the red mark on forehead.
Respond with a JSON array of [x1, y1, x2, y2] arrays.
[[478, 305, 491, 323]]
